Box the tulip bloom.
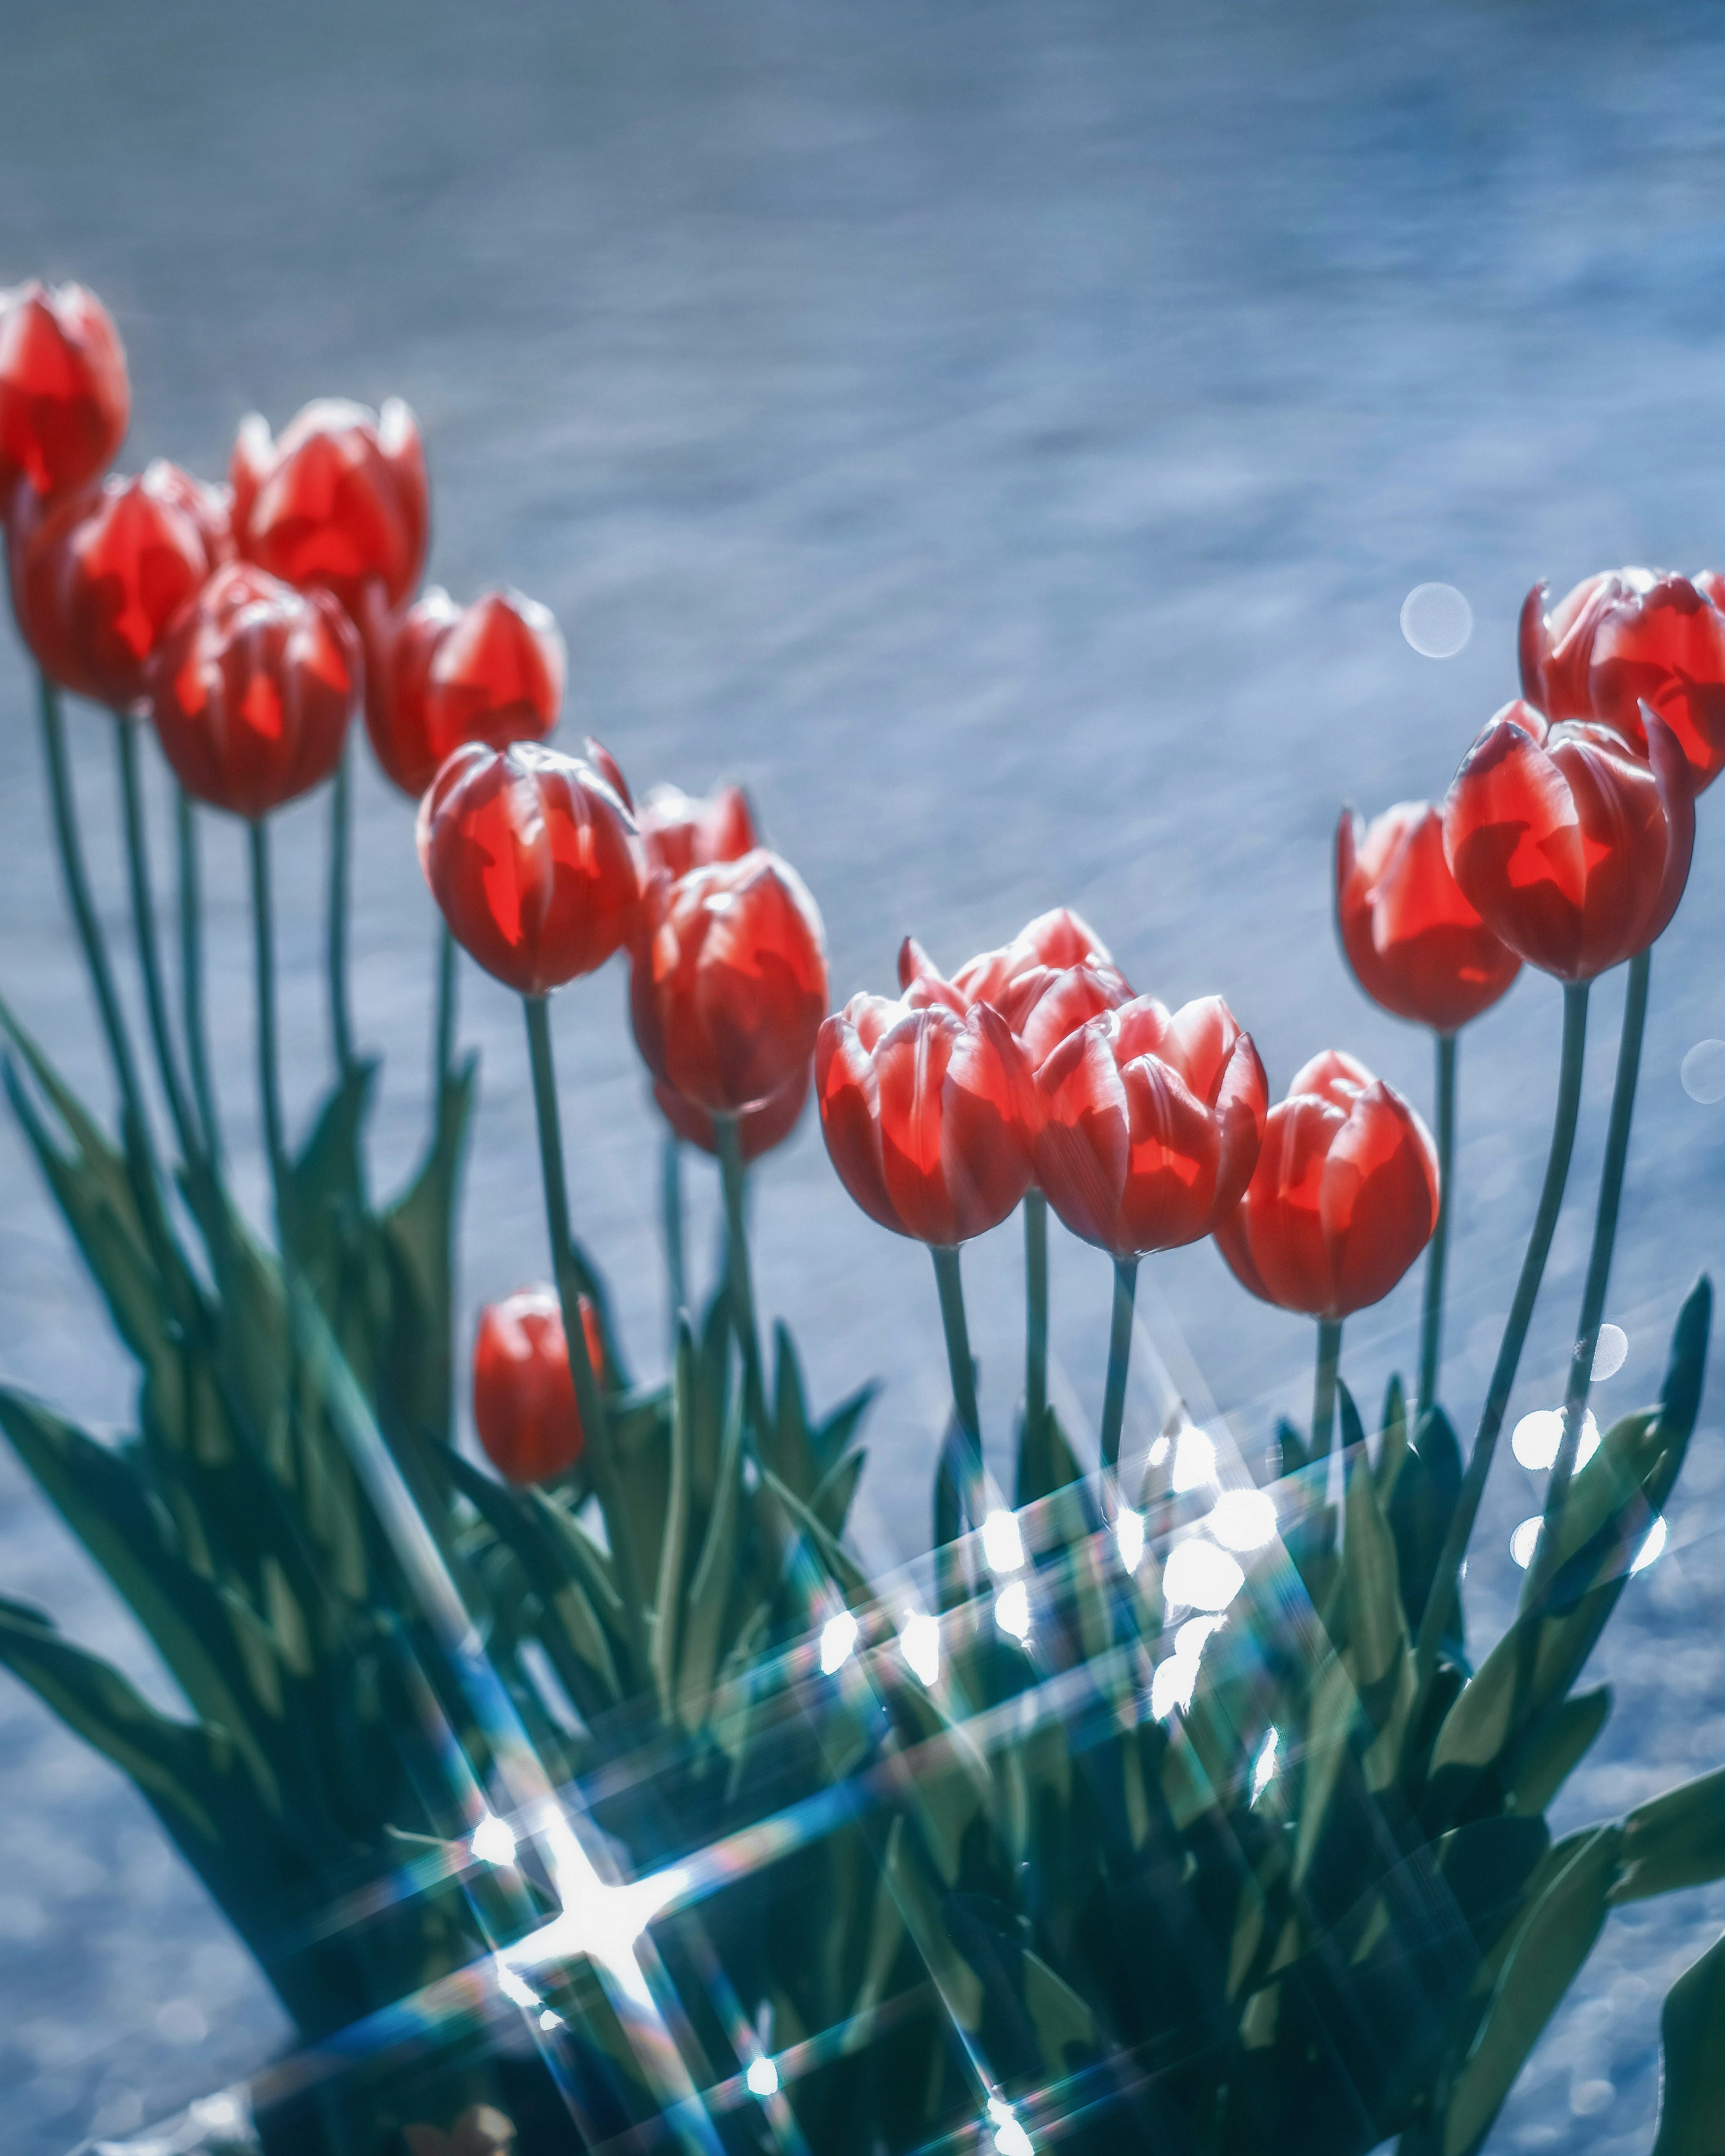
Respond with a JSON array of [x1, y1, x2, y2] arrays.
[[231, 397, 429, 614], [473, 1286, 603, 1485], [639, 781, 758, 881], [900, 906, 1121, 1018], [631, 850, 828, 1116], [1215, 1051, 1439, 1321], [418, 740, 644, 996], [1335, 802, 1520, 1033], [817, 996, 1038, 1244], [652, 1063, 809, 1163], [8, 461, 231, 713], [1442, 700, 1693, 982], [0, 282, 129, 497], [1521, 569, 1725, 790], [363, 585, 564, 797], [1034, 996, 1266, 1259], [151, 562, 360, 818]]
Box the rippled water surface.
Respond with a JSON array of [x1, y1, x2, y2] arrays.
[[5, 4, 1725, 2147]]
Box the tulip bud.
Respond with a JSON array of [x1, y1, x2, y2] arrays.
[[651, 1062, 809, 1163], [151, 562, 360, 819], [1442, 699, 1694, 983], [1214, 1051, 1438, 1321], [898, 907, 1131, 1073], [1035, 995, 1266, 1258], [0, 282, 129, 497], [231, 396, 429, 615], [1335, 801, 1519, 1033], [8, 461, 232, 714], [630, 849, 828, 1116], [417, 740, 644, 996], [817, 995, 1038, 1245], [363, 584, 564, 798], [473, 1286, 601, 1485], [639, 781, 758, 881]]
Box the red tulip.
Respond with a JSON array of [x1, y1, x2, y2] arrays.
[[900, 906, 1119, 1016], [1214, 1051, 1438, 1321], [652, 1061, 809, 1163], [0, 282, 129, 497], [630, 849, 828, 1115], [639, 782, 758, 881], [1335, 802, 1520, 1032], [417, 740, 643, 996], [362, 584, 564, 798], [1521, 569, 1725, 789], [231, 397, 429, 614], [817, 996, 1039, 1245], [8, 461, 231, 713], [473, 1286, 603, 1485], [1442, 699, 1693, 982], [151, 562, 360, 818], [1034, 996, 1265, 1258]]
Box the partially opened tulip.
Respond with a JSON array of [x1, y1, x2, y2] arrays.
[[9, 461, 231, 713], [231, 396, 429, 616], [1335, 804, 1519, 1034], [363, 585, 564, 798], [0, 281, 129, 497], [639, 782, 758, 881], [1442, 699, 1693, 984], [473, 1286, 603, 1485]]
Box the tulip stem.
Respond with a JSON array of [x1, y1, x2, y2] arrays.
[[1414, 979, 1590, 1685], [662, 1130, 688, 1334], [433, 916, 458, 1093], [1311, 1318, 1343, 1463], [930, 1245, 984, 1504], [713, 1114, 770, 1442], [1417, 1030, 1457, 1422], [247, 821, 292, 1250], [1531, 948, 1650, 1599], [176, 788, 223, 1173], [115, 718, 202, 1179], [522, 994, 649, 1676], [1100, 1255, 1140, 1471], [327, 742, 355, 1081], [1024, 1190, 1049, 1458]]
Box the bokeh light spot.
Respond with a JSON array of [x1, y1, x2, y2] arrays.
[[1681, 1039, 1725, 1103], [1401, 582, 1473, 658]]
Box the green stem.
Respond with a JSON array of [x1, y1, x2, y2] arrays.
[[1417, 1030, 1457, 1421], [522, 995, 649, 1674], [433, 916, 457, 1092], [176, 787, 222, 1172], [713, 1114, 769, 1442], [1414, 980, 1590, 1680], [663, 1129, 688, 1334], [1311, 1317, 1343, 1462], [248, 821, 292, 1249], [930, 1244, 983, 1506], [115, 718, 202, 1176], [1532, 949, 1651, 1595], [327, 741, 354, 1079], [1100, 1255, 1140, 1471], [1024, 1189, 1048, 1448]]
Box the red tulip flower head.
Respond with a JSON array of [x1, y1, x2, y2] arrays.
[[639, 782, 758, 881], [900, 906, 1132, 1071], [231, 397, 429, 614], [1034, 996, 1266, 1258], [473, 1286, 603, 1485], [363, 585, 565, 797], [1335, 802, 1520, 1033], [0, 282, 129, 497], [9, 461, 231, 714], [1215, 1051, 1439, 1321], [818, 996, 1039, 1245], [1521, 569, 1725, 790], [1442, 699, 1693, 982], [418, 740, 644, 996], [152, 562, 360, 818], [631, 849, 828, 1115], [652, 1062, 810, 1164]]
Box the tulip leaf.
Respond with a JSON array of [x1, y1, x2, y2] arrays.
[[1509, 1686, 1611, 1819], [378, 1052, 477, 1445], [1651, 1929, 1725, 2155], [1389, 1405, 1462, 1644], [1375, 1374, 1410, 1500], [652, 1322, 695, 1721], [678, 1389, 746, 1732], [1613, 1763, 1725, 1904]]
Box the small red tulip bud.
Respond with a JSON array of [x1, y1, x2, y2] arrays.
[[899, 907, 1132, 1074], [473, 1286, 601, 1485], [0, 282, 129, 497], [638, 782, 758, 881], [1335, 801, 1520, 1033]]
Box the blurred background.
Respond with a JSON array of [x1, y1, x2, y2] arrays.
[[4, 1, 1725, 2148]]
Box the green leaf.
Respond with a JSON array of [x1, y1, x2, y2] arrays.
[[1439, 1825, 1622, 2156], [652, 1322, 695, 1720], [1651, 1929, 1725, 2155], [379, 1054, 477, 1444], [677, 1388, 747, 1730], [1509, 1687, 1611, 1819], [1615, 1763, 1725, 1904], [1389, 1405, 1462, 1644], [1375, 1374, 1409, 1500], [811, 1446, 867, 1541], [770, 1319, 815, 1501]]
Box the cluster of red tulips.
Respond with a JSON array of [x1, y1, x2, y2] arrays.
[[1, 276, 1716, 1537]]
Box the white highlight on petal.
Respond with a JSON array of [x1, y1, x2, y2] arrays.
[[1510, 1408, 1599, 1472], [982, 1508, 1026, 1574], [1115, 1507, 1146, 1574], [1210, 1487, 1277, 1552], [994, 1580, 1031, 1642], [1592, 1325, 1628, 1381], [1400, 581, 1473, 658], [819, 1610, 859, 1674], [1509, 1516, 1543, 1570], [1251, 1727, 1280, 1804], [471, 1814, 518, 1869], [746, 2058, 780, 2098], [1172, 1427, 1217, 1493], [1162, 1537, 1244, 1612], [1632, 1515, 1668, 1574], [900, 1610, 941, 1686], [1681, 1038, 1725, 1104]]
